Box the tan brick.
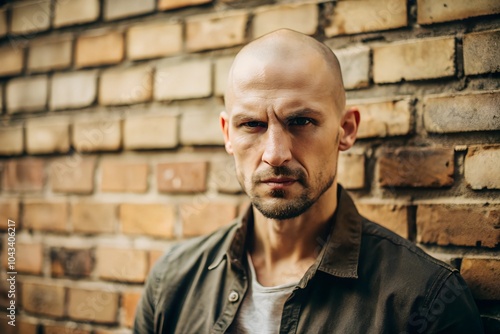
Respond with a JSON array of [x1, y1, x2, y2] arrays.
[[181, 202, 238, 237], [180, 102, 225, 145], [101, 161, 148, 193], [333, 45, 370, 89], [373, 37, 455, 83], [158, 0, 211, 11], [104, 0, 155, 21], [22, 282, 65, 317], [75, 31, 124, 68], [423, 90, 500, 133], [23, 200, 68, 232], [95, 247, 147, 283], [215, 56, 234, 96], [155, 59, 211, 100], [119, 203, 175, 238], [28, 36, 72, 72], [72, 202, 116, 234], [0, 46, 23, 77], [68, 287, 118, 323], [122, 291, 142, 328], [10, 0, 50, 34], [210, 157, 241, 194], [157, 161, 208, 193], [6, 76, 48, 113], [0, 200, 19, 230], [0, 10, 6, 37], [50, 70, 97, 110], [417, 0, 500, 24], [186, 11, 247, 52], [50, 247, 93, 278], [99, 65, 153, 106], [26, 119, 70, 154], [461, 258, 500, 300], [338, 152, 365, 190], [2, 159, 44, 192], [127, 22, 182, 60], [378, 147, 454, 188], [326, 0, 407, 36], [356, 203, 408, 238], [465, 145, 500, 190], [464, 29, 500, 75], [54, 0, 100, 28], [50, 157, 96, 194], [44, 324, 91, 334], [0, 126, 23, 156], [123, 113, 178, 150], [253, 3, 318, 38], [148, 249, 165, 272], [16, 321, 38, 334], [3, 242, 43, 274], [417, 204, 500, 248], [72, 118, 121, 152]]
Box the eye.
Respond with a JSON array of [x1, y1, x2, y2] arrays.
[[289, 117, 312, 126], [243, 121, 267, 128]]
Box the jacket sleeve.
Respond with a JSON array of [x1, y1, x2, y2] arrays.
[[133, 257, 161, 334]]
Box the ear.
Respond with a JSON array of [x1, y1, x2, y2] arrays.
[[339, 107, 360, 151], [220, 111, 233, 154]]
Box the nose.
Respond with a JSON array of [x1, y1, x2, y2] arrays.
[[261, 125, 292, 167]]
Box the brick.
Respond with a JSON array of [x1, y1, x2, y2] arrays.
[[101, 161, 148, 193], [95, 247, 148, 283], [211, 157, 242, 194], [333, 45, 370, 89], [10, 0, 50, 34], [465, 145, 500, 190], [50, 157, 96, 194], [356, 203, 408, 238], [186, 11, 247, 52], [157, 161, 208, 193], [463, 29, 500, 75], [181, 202, 238, 237], [155, 59, 211, 100], [104, 0, 155, 21], [252, 3, 318, 38], [0, 46, 23, 77], [148, 250, 164, 272], [68, 287, 118, 323], [50, 247, 93, 277], [377, 147, 454, 187], [122, 291, 142, 328], [16, 321, 38, 334], [127, 22, 182, 60], [44, 324, 91, 334], [325, 0, 407, 36], [417, 0, 500, 24], [123, 113, 178, 150], [3, 242, 43, 274], [158, 0, 211, 11], [0, 200, 19, 230], [0, 10, 6, 37], [461, 258, 500, 300], [23, 200, 68, 232], [0, 126, 23, 156], [22, 282, 65, 317], [2, 159, 44, 192], [99, 65, 153, 105], [6, 76, 48, 113], [75, 31, 124, 68], [72, 118, 121, 152], [50, 70, 98, 110], [28, 36, 72, 72], [373, 37, 455, 83], [180, 102, 225, 145], [54, 0, 100, 28], [215, 56, 234, 96], [26, 119, 70, 154], [119, 203, 175, 238], [423, 91, 500, 133], [72, 202, 116, 234], [337, 152, 365, 190]]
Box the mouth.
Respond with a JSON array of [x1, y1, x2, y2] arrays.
[[261, 177, 297, 188]]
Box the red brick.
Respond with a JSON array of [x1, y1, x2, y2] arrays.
[[127, 22, 182, 60], [123, 113, 178, 150], [3, 242, 43, 275], [158, 0, 211, 11], [181, 202, 238, 237], [157, 161, 208, 193], [22, 282, 65, 318], [26, 118, 70, 154], [10, 0, 50, 34], [461, 258, 500, 300], [72, 202, 116, 234], [99, 65, 153, 106], [72, 118, 122, 152], [119, 203, 175, 238], [464, 29, 500, 75], [104, 0, 155, 21], [356, 203, 408, 238], [95, 247, 148, 283], [0, 200, 19, 230], [101, 161, 148, 193], [0, 46, 23, 77], [122, 291, 142, 328], [75, 31, 124, 68], [50, 247, 94, 278], [0, 126, 23, 156], [67, 287, 118, 324], [23, 201, 68, 232], [417, 0, 500, 24], [338, 152, 365, 190], [2, 159, 44, 192], [50, 157, 96, 194], [465, 145, 500, 190], [28, 36, 72, 72], [53, 0, 100, 27]]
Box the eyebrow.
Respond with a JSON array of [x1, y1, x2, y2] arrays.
[[231, 108, 324, 124]]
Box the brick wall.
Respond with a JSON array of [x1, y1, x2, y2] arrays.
[[0, 0, 499, 333]]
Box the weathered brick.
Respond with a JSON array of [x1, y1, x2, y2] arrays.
[[155, 59, 211, 100], [2, 159, 44, 192], [72, 202, 116, 234], [99, 65, 153, 106], [186, 11, 247, 52], [127, 22, 182, 60], [95, 247, 148, 283], [417, 203, 500, 248], [123, 113, 178, 150], [373, 37, 455, 83], [50, 247, 93, 278], [464, 145, 500, 190], [333, 45, 370, 89], [461, 258, 500, 300], [252, 3, 318, 38], [101, 161, 148, 193], [10, 0, 50, 34], [463, 29, 500, 75], [417, 0, 500, 24], [215, 56, 234, 96], [50, 70, 98, 110], [119, 203, 175, 238], [54, 0, 100, 28], [3, 242, 43, 274], [423, 90, 500, 133], [23, 200, 68, 232], [0, 10, 6, 37], [0, 46, 23, 77], [122, 291, 142, 328], [104, 0, 155, 21], [180, 102, 225, 145], [338, 152, 365, 190], [68, 287, 119, 323], [75, 31, 124, 68], [377, 147, 454, 187], [22, 282, 65, 317], [0, 126, 23, 156], [6, 76, 48, 113], [157, 161, 208, 193], [26, 118, 70, 154], [210, 157, 242, 194], [72, 118, 121, 152], [28, 36, 72, 72], [356, 203, 408, 238], [43, 324, 91, 334], [181, 202, 238, 237], [0, 200, 19, 230], [325, 0, 407, 36], [158, 0, 211, 11], [50, 157, 96, 194]]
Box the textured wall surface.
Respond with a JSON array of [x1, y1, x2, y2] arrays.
[[0, 0, 499, 333]]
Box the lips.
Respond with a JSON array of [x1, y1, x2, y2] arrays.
[[262, 177, 296, 183]]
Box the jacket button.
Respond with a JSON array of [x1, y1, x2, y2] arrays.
[[228, 291, 239, 303]]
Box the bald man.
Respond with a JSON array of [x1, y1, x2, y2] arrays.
[[134, 29, 483, 334]]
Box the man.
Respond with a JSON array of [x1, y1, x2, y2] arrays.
[[134, 29, 483, 333]]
